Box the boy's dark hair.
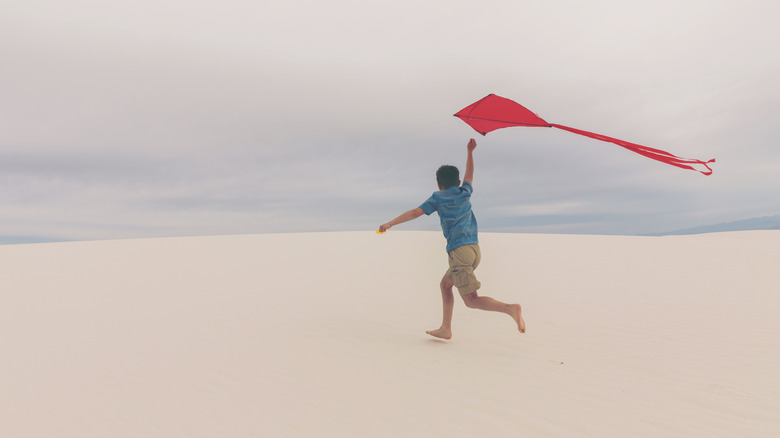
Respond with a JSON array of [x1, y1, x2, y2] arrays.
[[436, 165, 460, 189]]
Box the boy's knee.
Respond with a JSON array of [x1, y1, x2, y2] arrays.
[[462, 292, 478, 308]]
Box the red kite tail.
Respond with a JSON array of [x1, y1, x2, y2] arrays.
[[549, 124, 716, 175]]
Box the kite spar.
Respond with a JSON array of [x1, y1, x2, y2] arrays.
[[454, 94, 715, 175]]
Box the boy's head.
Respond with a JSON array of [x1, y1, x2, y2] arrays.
[[436, 165, 460, 190]]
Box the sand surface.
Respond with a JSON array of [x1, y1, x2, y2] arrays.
[[2, 231, 779, 437]]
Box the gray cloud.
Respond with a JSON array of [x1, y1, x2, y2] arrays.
[[1, 0, 779, 243]]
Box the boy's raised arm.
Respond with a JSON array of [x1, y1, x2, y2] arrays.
[[463, 138, 476, 184]]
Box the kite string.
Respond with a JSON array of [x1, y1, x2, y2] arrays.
[[549, 124, 715, 175]]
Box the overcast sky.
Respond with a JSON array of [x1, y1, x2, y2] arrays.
[[2, 0, 778, 243]]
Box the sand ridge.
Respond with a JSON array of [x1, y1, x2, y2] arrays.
[[1, 231, 779, 437]]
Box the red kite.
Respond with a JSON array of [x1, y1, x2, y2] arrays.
[[454, 94, 715, 175]]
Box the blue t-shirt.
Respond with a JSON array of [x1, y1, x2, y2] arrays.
[[419, 181, 478, 252]]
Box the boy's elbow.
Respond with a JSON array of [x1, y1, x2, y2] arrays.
[[412, 208, 425, 218]]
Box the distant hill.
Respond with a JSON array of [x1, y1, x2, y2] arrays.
[[650, 214, 780, 236]]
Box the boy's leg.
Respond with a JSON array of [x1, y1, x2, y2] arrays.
[[462, 292, 526, 333], [426, 273, 455, 340]]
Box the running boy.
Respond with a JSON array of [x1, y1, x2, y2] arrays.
[[379, 138, 525, 339]]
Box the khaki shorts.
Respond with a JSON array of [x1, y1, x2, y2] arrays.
[[447, 244, 482, 296]]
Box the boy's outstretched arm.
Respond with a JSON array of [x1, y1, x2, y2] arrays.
[[464, 138, 476, 184], [379, 208, 425, 232]]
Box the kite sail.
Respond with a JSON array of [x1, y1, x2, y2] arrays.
[[454, 94, 715, 175]]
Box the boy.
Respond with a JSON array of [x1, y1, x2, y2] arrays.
[[379, 138, 525, 339]]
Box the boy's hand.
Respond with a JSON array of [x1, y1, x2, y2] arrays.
[[467, 138, 477, 152], [378, 223, 391, 232]]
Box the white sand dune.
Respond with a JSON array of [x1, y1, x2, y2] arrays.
[[2, 231, 779, 437]]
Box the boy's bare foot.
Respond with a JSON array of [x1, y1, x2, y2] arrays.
[[509, 304, 526, 333], [426, 327, 452, 340]]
